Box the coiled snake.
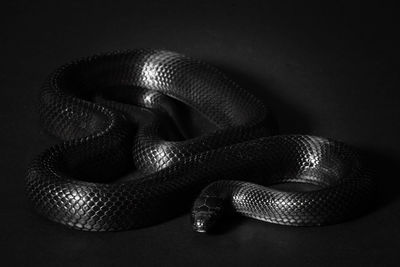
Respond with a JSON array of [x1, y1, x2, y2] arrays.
[[26, 50, 374, 232]]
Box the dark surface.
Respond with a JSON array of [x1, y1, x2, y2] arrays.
[[1, 1, 399, 266]]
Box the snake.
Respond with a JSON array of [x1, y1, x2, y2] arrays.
[[26, 49, 374, 232]]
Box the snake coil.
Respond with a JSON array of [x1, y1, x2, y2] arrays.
[[26, 50, 374, 232]]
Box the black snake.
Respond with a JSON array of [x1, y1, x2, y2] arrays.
[[26, 50, 374, 232]]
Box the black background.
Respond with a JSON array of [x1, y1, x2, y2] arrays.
[[1, 1, 399, 266]]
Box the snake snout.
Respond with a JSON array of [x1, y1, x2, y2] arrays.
[[191, 212, 218, 233]]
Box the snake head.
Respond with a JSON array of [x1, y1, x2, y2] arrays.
[[191, 195, 225, 233]]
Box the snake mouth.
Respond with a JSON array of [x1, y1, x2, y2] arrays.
[[193, 222, 207, 233]]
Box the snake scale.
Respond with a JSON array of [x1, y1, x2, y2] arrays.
[[26, 49, 374, 232]]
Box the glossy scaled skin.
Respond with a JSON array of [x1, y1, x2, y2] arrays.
[[26, 50, 374, 232], [191, 136, 373, 232]]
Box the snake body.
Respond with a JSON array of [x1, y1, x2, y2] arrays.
[[26, 50, 374, 232]]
